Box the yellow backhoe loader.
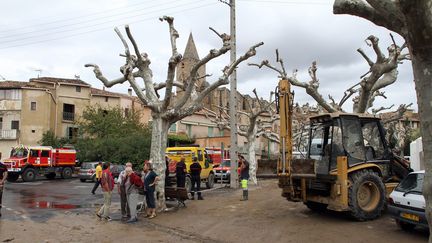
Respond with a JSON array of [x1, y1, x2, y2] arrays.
[[276, 79, 412, 220]]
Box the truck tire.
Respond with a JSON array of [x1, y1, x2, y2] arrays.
[[206, 173, 215, 189], [45, 173, 56, 180], [22, 168, 37, 182], [61, 167, 73, 179], [305, 201, 328, 212], [7, 173, 19, 182], [185, 177, 192, 193], [349, 169, 385, 221]]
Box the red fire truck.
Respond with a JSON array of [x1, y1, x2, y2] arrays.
[[2, 145, 77, 182], [205, 147, 230, 166]]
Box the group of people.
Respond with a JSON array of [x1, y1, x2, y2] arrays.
[[92, 154, 250, 222], [93, 161, 159, 223]]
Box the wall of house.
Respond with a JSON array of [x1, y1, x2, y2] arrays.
[[57, 86, 91, 138], [20, 89, 52, 146], [90, 95, 121, 110], [0, 89, 22, 159]]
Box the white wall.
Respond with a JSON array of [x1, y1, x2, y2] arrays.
[[410, 137, 424, 171]]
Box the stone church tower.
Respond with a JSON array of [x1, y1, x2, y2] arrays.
[[176, 33, 213, 108]]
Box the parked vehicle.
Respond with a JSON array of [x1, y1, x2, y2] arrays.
[[166, 146, 214, 192], [78, 162, 125, 182], [206, 147, 229, 167], [3, 145, 76, 182], [213, 159, 240, 183], [388, 170, 428, 231]]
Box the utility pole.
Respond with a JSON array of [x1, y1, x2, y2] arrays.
[[228, 0, 238, 188], [218, 0, 238, 188]]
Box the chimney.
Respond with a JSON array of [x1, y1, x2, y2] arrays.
[[128, 88, 132, 96], [103, 86, 105, 91]]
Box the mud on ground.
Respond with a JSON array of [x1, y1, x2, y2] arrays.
[[0, 179, 428, 243]]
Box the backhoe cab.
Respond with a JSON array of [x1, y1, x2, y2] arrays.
[[276, 80, 411, 221]]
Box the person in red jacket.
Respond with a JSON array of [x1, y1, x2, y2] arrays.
[[124, 167, 143, 223], [97, 162, 114, 221]]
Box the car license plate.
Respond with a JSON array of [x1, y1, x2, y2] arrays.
[[401, 212, 419, 222]]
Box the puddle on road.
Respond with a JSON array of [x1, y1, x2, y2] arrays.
[[25, 201, 103, 209]]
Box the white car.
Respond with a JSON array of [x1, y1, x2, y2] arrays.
[[388, 170, 428, 231]]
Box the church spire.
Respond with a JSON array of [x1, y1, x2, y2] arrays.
[[183, 32, 200, 61]]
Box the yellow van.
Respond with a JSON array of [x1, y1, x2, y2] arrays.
[[166, 146, 215, 191]]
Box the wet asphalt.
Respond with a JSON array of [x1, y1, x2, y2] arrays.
[[1, 176, 110, 222], [1, 176, 224, 222]]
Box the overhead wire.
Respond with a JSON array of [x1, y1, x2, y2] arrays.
[[0, 0, 183, 38], [0, 0, 163, 33], [0, 0, 201, 44], [0, 1, 217, 50]]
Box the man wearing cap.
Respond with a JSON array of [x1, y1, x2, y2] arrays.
[[189, 157, 203, 200]]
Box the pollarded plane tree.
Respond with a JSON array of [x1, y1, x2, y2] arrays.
[[204, 89, 279, 184], [250, 36, 412, 150], [334, 0, 432, 237], [85, 16, 263, 209]]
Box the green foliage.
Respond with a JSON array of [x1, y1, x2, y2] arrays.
[[39, 130, 71, 148], [74, 106, 151, 169], [167, 133, 195, 147]]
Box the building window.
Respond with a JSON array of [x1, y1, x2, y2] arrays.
[[169, 123, 177, 133], [186, 124, 192, 138], [76, 86, 81, 92], [31, 101, 37, 111], [208, 127, 214, 138], [63, 103, 75, 121], [31, 130, 35, 133], [67, 127, 79, 140], [11, 120, 19, 130], [0, 117, 2, 129], [105, 97, 109, 102]]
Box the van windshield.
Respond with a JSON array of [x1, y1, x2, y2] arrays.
[[10, 148, 28, 158], [166, 150, 193, 156], [395, 173, 424, 194]]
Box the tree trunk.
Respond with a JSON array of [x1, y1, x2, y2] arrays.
[[400, 2, 432, 236], [247, 131, 258, 185], [408, 45, 432, 239], [149, 115, 170, 211]]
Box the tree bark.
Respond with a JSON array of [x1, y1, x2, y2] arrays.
[[334, 0, 432, 237], [246, 127, 258, 185], [149, 115, 170, 211], [400, 0, 432, 236]]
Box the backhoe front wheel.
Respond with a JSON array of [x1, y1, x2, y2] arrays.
[[349, 170, 385, 221]]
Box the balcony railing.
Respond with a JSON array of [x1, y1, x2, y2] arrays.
[[0, 129, 18, 140], [63, 112, 75, 121]]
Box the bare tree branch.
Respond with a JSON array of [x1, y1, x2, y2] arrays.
[[160, 16, 182, 111], [372, 104, 395, 114]]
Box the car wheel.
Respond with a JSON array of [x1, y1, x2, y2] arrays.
[[80, 178, 86, 182], [206, 173, 215, 189], [7, 173, 19, 182], [396, 219, 416, 231], [61, 167, 73, 179], [22, 168, 37, 182]]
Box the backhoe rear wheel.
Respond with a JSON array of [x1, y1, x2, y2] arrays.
[[349, 169, 385, 221]]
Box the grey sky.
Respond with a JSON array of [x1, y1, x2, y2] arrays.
[[0, 0, 416, 112]]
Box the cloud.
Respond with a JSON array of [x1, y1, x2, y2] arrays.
[[0, 0, 418, 112]]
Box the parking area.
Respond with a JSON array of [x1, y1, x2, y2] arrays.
[[0, 178, 428, 242]]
